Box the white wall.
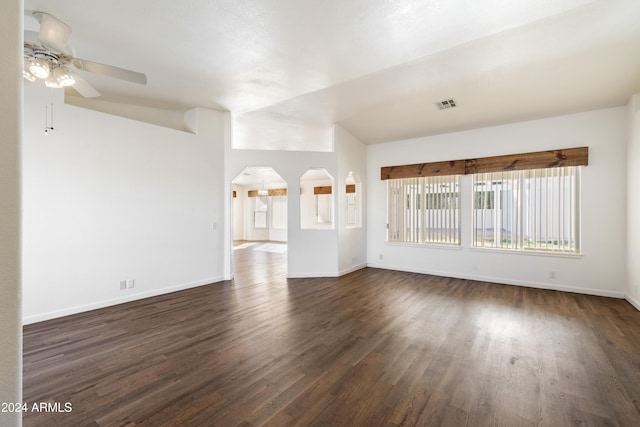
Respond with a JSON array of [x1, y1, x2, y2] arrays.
[[0, 0, 22, 425], [225, 148, 339, 278], [335, 125, 367, 275], [627, 94, 640, 309], [66, 95, 190, 133], [22, 84, 227, 323], [367, 107, 628, 297]]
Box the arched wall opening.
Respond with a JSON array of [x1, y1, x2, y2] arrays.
[[231, 166, 288, 281], [300, 168, 334, 229]]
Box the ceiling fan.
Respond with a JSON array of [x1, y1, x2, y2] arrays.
[[23, 11, 147, 98]]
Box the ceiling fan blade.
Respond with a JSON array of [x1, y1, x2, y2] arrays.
[[32, 11, 72, 54], [72, 58, 147, 85], [70, 73, 101, 98]]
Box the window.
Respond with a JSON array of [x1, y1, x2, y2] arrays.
[[346, 192, 357, 226], [473, 166, 580, 253], [315, 193, 332, 224], [382, 147, 587, 254], [387, 175, 460, 245], [253, 196, 268, 229], [271, 195, 287, 229], [346, 172, 362, 228]]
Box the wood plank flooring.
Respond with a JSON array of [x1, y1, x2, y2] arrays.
[[23, 243, 640, 426]]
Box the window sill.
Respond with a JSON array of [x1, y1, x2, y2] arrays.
[[384, 242, 583, 258], [386, 241, 463, 251], [469, 247, 583, 259]]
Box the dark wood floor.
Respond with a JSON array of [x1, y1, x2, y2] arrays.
[[23, 243, 640, 426]]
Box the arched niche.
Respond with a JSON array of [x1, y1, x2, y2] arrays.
[[300, 168, 334, 229]]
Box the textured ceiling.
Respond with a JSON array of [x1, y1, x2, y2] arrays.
[[24, 0, 640, 151], [232, 167, 286, 188]]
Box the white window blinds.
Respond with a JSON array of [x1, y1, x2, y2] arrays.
[[387, 175, 461, 245], [473, 166, 580, 253]]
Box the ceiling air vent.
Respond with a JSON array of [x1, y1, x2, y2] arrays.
[[436, 99, 457, 110]]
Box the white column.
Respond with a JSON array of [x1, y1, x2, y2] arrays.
[[0, 0, 23, 426]]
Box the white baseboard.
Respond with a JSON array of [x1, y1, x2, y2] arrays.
[[338, 263, 367, 276], [287, 272, 340, 278], [626, 294, 640, 312], [288, 263, 367, 279], [366, 262, 626, 299], [23, 276, 225, 325]]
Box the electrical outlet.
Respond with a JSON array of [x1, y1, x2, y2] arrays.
[[379, 254, 383, 260], [549, 271, 556, 279], [119, 280, 127, 290], [127, 279, 135, 289]]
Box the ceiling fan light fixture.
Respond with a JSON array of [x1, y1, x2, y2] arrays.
[[257, 180, 269, 196], [22, 70, 37, 82], [24, 11, 145, 99], [28, 57, 50, 79], [44, 74, 63, 88], [53, 66, 75, 86], [22, 59, 37, 82]]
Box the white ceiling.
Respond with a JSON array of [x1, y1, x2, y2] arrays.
[[24, 0, 640, 151], [232, 166, 332, 188], [232, 166, 286, 188]]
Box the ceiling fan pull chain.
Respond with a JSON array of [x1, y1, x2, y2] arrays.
[[44, 102, 54, 135]]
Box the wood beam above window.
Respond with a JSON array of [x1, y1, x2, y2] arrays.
[[314, 186, 332, 195], [380, 147, 588, 180], [465, 147, 589, 174], [381, 160, 465, 180], [247, 188, 287, 197], [268, 188, 287, 197]]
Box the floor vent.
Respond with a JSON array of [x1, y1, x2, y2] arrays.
[[436, 99, 457, 110]]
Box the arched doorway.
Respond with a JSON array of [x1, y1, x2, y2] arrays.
[[231, 166, 288, 282]]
